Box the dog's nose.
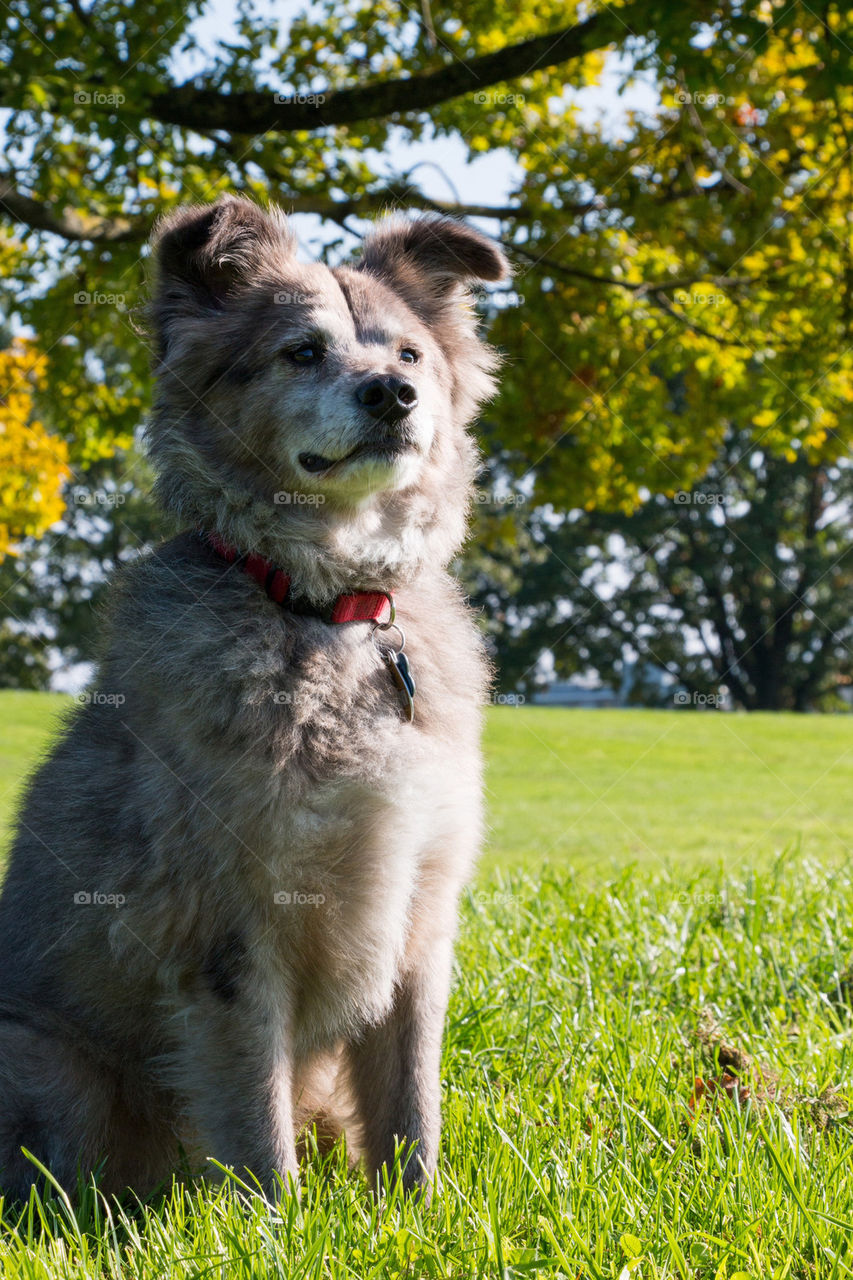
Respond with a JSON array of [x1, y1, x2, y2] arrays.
[[356, 376, 418, 421]]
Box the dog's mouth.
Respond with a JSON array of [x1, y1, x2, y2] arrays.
[[298, 437, 415, 475]]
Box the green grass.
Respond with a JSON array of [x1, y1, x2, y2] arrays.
[[484, 706, 853, 873], [4, 695, 853, 872], [2, 692, 853, 1276], [0, 691, 68, 844]]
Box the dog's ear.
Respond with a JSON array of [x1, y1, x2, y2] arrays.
[[149, 196, 294, 352], [357, 215, 509, 320]]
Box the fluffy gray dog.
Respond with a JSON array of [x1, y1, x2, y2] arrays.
[[0, 196, 508, 1201]]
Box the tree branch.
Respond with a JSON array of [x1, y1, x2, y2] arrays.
[[512, 241, 759, 346], [515, 244, 755, 294], [0, 181, 145, 243], [146, 6, 638, 135], [267, 189, 529, 221], [0, 177, 528, 244]]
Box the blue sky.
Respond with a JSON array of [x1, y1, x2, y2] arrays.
[[182, 0, 660, 253]]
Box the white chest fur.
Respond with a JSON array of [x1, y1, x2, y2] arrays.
[[252, 753, 471, 1056]]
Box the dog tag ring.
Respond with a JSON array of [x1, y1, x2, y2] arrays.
[[373, 622, 416, 723], [383, 647, 416, 722]]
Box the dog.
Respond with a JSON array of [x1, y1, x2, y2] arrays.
[[0, 195, 508, 1201]]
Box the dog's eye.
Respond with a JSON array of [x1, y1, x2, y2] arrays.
[[287, 343, 324, 366], [399, 348, 419, 365]]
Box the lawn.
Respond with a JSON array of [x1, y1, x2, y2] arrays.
[[0, 690, 69, 842], [4, 694, 853, 874], [484, 705, 853, 874], [1, 692, 853, 1276]]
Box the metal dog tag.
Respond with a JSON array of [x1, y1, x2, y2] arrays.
[[382, 647, 416, 722]]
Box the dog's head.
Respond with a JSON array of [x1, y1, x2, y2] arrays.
[[146, 196, 508, 595]]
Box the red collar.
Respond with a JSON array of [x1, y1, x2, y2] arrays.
[[203, 531, 394, 625]]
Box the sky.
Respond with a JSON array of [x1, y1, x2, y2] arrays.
[[182, 0, 660, 254]]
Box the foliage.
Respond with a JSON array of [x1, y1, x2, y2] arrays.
[[466, 428, 853, 709], [0, 444, 166, 687], [3, 2, 853, 505], [0, 341, 69, 555], [4, 1, 853, 688]]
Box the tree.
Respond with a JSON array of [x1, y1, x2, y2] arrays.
[[466, 428, 853, 710], [0, 444, 164, 686], [4, 2, 853, 498], [0, 341, 69, 555], [3, 0, 853, 688]]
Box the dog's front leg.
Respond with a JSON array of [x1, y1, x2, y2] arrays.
[[347, 935, 454, 1198], [172, 946, 298, 1198]]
